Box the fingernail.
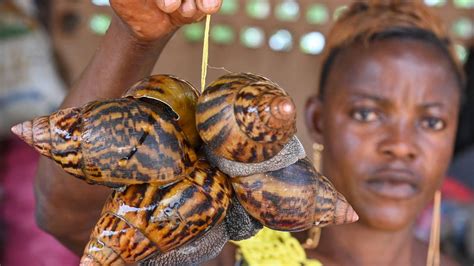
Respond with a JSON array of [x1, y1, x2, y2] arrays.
[[164, 0, 176, 8], [203, 0, 219, 11], [181, 1, 195, 17]]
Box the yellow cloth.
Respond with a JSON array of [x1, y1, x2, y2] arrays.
[[233, 227, 323, 266]]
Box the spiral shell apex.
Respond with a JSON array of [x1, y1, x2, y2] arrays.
[[196, 73, 297, 163]]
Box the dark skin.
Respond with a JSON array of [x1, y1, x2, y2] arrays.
[[305, 39, 460, 265]]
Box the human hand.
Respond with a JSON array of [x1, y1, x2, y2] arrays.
[[110, 0, 222, 42]]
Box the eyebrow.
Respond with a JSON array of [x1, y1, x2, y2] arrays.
[[350, 92, 447, 109], [349, 92, 389, 103], [420, 102, 444, 109]]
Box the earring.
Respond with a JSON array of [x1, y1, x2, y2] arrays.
[[312, 143, 324, 172], [426, 190, 441, 266], [303, 143, 324, 249]]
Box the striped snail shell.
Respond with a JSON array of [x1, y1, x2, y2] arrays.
[[142, 196, 264, 266], [196, 73, 297, 163], [81, 159, 232, 265], [140, 222, 229, 266], [231, 158, 358, 231], [124, 74, 201, 148], [11, 75, 198, 188]]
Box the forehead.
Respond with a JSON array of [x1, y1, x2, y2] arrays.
[[325, 39, 460, 104]]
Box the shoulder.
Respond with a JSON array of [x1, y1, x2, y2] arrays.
[[439, 253, 460, 266]]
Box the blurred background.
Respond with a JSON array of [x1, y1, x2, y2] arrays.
[[0, 0, 473, 265]]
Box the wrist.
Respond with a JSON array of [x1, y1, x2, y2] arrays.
[[108, 14, 177, 51], [61, 16, 175, 108]]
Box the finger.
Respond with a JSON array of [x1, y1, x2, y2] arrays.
[[156, 0, 182, 13], [179, 0, 197, 18], [170, 9, 205, 26], [196, 0, 222, 14]]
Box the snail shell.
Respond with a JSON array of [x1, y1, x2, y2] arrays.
[[141, 195, 264, 266], [81, 159, 232, 265], [11, 75, 198, 187], [140, 222, 229, 266], [196, 73, 297, 163], [124, 75, 201, 148], [231, 158, 358, 231]]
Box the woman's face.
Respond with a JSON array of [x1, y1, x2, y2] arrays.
[[306, 39, 460, 230]]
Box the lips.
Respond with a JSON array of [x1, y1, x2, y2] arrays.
[[365, 167, 421, 200]]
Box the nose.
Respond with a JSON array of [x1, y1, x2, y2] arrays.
[[378, 124, 419, 161]]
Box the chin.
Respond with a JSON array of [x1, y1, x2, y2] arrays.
[[358, 204, 418, 231]]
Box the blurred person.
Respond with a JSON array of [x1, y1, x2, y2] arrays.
[[450, 44, 474, 189], [441, 44, 474, 265], [0, 0, 76, 265], [0, 0, 65, 138]]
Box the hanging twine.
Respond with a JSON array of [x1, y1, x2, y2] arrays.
[[200, 14, 211, 93], [302, 143, 324, 249]]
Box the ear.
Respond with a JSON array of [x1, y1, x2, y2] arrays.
[[305, 95, 324, 143]]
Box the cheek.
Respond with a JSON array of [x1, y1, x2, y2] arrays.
[[321, 112, 375, 192], [418, 131, 455, 197]]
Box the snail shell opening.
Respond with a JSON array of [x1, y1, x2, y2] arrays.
[[124, 74, 201, 148]]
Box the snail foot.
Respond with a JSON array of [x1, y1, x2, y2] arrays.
[[205, 136, 306, 177]]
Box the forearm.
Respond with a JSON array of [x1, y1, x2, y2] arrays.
[[34, 15, 175, 255], [34, 161, 109, 255], [62, 15, 174, 107]]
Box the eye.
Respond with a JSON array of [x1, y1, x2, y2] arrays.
[[351, 108, 379, 122], [420, 117, 446, 131]]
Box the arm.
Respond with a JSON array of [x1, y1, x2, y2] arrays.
[[34, 17, 172, 255], [34, 0, 221, 255]]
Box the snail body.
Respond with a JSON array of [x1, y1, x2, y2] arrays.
[[81, 159, 232, 265], [11, 75, 198, 188], [205, 135, 306, 177]]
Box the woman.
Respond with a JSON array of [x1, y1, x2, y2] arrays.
[[209, 1, 464, 265], [302, 2, 463, 265], [31, 0, 463, 265]]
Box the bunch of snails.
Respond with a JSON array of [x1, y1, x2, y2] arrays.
[[12, 73, 358, 266]]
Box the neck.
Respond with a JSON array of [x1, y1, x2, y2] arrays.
[[313, 222, 417, 266]]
